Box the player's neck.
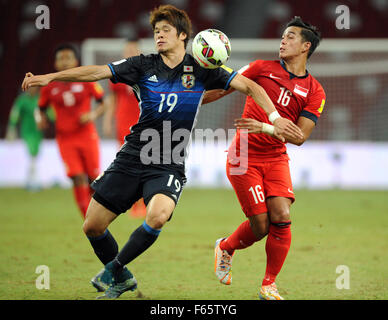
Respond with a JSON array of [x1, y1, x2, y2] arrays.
[[160, 48, 186, 69], [282, 57, 307, 77]]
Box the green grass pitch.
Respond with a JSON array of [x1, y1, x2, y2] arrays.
[[0, 187, 387, 300]]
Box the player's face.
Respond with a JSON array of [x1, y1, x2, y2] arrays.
[[153, 20, 186, 54], [55, 49, 79, 71], [279, 26, 310, 60]]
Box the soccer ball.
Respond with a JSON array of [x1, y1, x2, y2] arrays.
[[192, 29, 231, 69]]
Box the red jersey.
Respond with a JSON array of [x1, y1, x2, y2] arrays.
[[109, 82, 140, 141], [39, 82, 104, 136], [229, 59, 326, 162]]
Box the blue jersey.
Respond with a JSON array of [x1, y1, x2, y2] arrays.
[[108, 53, 237, 172]]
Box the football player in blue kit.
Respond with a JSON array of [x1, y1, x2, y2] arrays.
[[22, 4, 303, 299]]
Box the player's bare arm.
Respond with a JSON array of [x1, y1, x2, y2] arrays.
[[234, 115, 315, 146], [21, 65, 112, 91], [229, 73, 304, 141], [80, 100, 108, 124], [36, 109, 50, 130], [202, 88, 234, 104], [234, 117, 286, 142], [283, 116, 315, 145], [102, 93, 116, 137]]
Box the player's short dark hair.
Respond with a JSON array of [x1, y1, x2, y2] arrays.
[[149, 4, 192, 49], [54, 43, 80, 61], [286, 16, 321, 58]]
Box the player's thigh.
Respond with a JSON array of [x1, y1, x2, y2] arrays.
[[80, 135, 100, 180], [57, 138, 83, 177], [142, 169, 185, 224], [91, 152, 143, 215], [226, 161, 268, 217], [83, 198, 119, 237], [263, 160, 294, 222], [263, 160, 295, 201]]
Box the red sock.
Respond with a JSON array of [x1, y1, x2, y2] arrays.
[[262, 221, 291, 286], [73, 185, 91, 218], [220, 220, 258, 255]]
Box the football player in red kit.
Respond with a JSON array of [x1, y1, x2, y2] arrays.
[[37, 44, 106, 218], [206, 17, 326, 300], [103, 40, 146, 217]]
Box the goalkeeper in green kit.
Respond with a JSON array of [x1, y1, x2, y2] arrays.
[[6, 87, 54, 190]]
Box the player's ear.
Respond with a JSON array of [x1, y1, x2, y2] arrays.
[[301, 41, 311, 55], [179, 31, 187, 42]]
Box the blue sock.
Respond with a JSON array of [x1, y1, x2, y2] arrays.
[[87, 229, 118, 265], [114, 222, 161, 269]]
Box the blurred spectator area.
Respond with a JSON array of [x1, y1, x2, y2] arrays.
[[1, 0, 388, 137]]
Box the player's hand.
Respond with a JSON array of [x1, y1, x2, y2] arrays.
[[273, 117, 304, 141], [234, 118, 286, 142], [234, 118, 262, 133], [22, 72, 53, 91], [36, 116, 49, 130], [80, 111, 96, 124]]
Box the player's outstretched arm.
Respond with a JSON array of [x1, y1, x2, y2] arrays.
[[229, 73, 304, 141], [202, 88, 234, 104], [21, 65, 112, 91]]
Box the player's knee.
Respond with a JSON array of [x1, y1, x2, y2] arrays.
[[146, 208, 171, 230], [250, 221, 269, 240], [82, 220, 105, 238], [249, 215, 269, 240], [270, 206, 291, 222]]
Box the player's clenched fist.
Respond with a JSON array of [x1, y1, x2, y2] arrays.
[[22, 72, 53, 91], [272, 117, 304, 140], [234, 118, 286, 142]]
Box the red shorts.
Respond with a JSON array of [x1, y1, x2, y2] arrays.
[[56, 130, 100, 179], [226, 159, 295, 217]]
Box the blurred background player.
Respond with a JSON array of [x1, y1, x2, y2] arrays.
[[37, 43, 107, 219], [6, 87, 54, 191], [103, 39, 146, 218], [208, 17, 325, 300]]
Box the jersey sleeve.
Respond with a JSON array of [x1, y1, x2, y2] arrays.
[[203, 65, 237, 90], [89, 82, 105, 101], [300, 84, 326, 124], [38, 86, 50, 109], [239, 59, 265, 81], [107, 55, 142, 86]]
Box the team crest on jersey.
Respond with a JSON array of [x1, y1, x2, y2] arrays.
[[181, 74, 195, 89], [293, 84, 309, 97]]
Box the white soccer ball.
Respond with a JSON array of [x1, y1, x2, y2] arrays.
[[192, 29, 231, 69]]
